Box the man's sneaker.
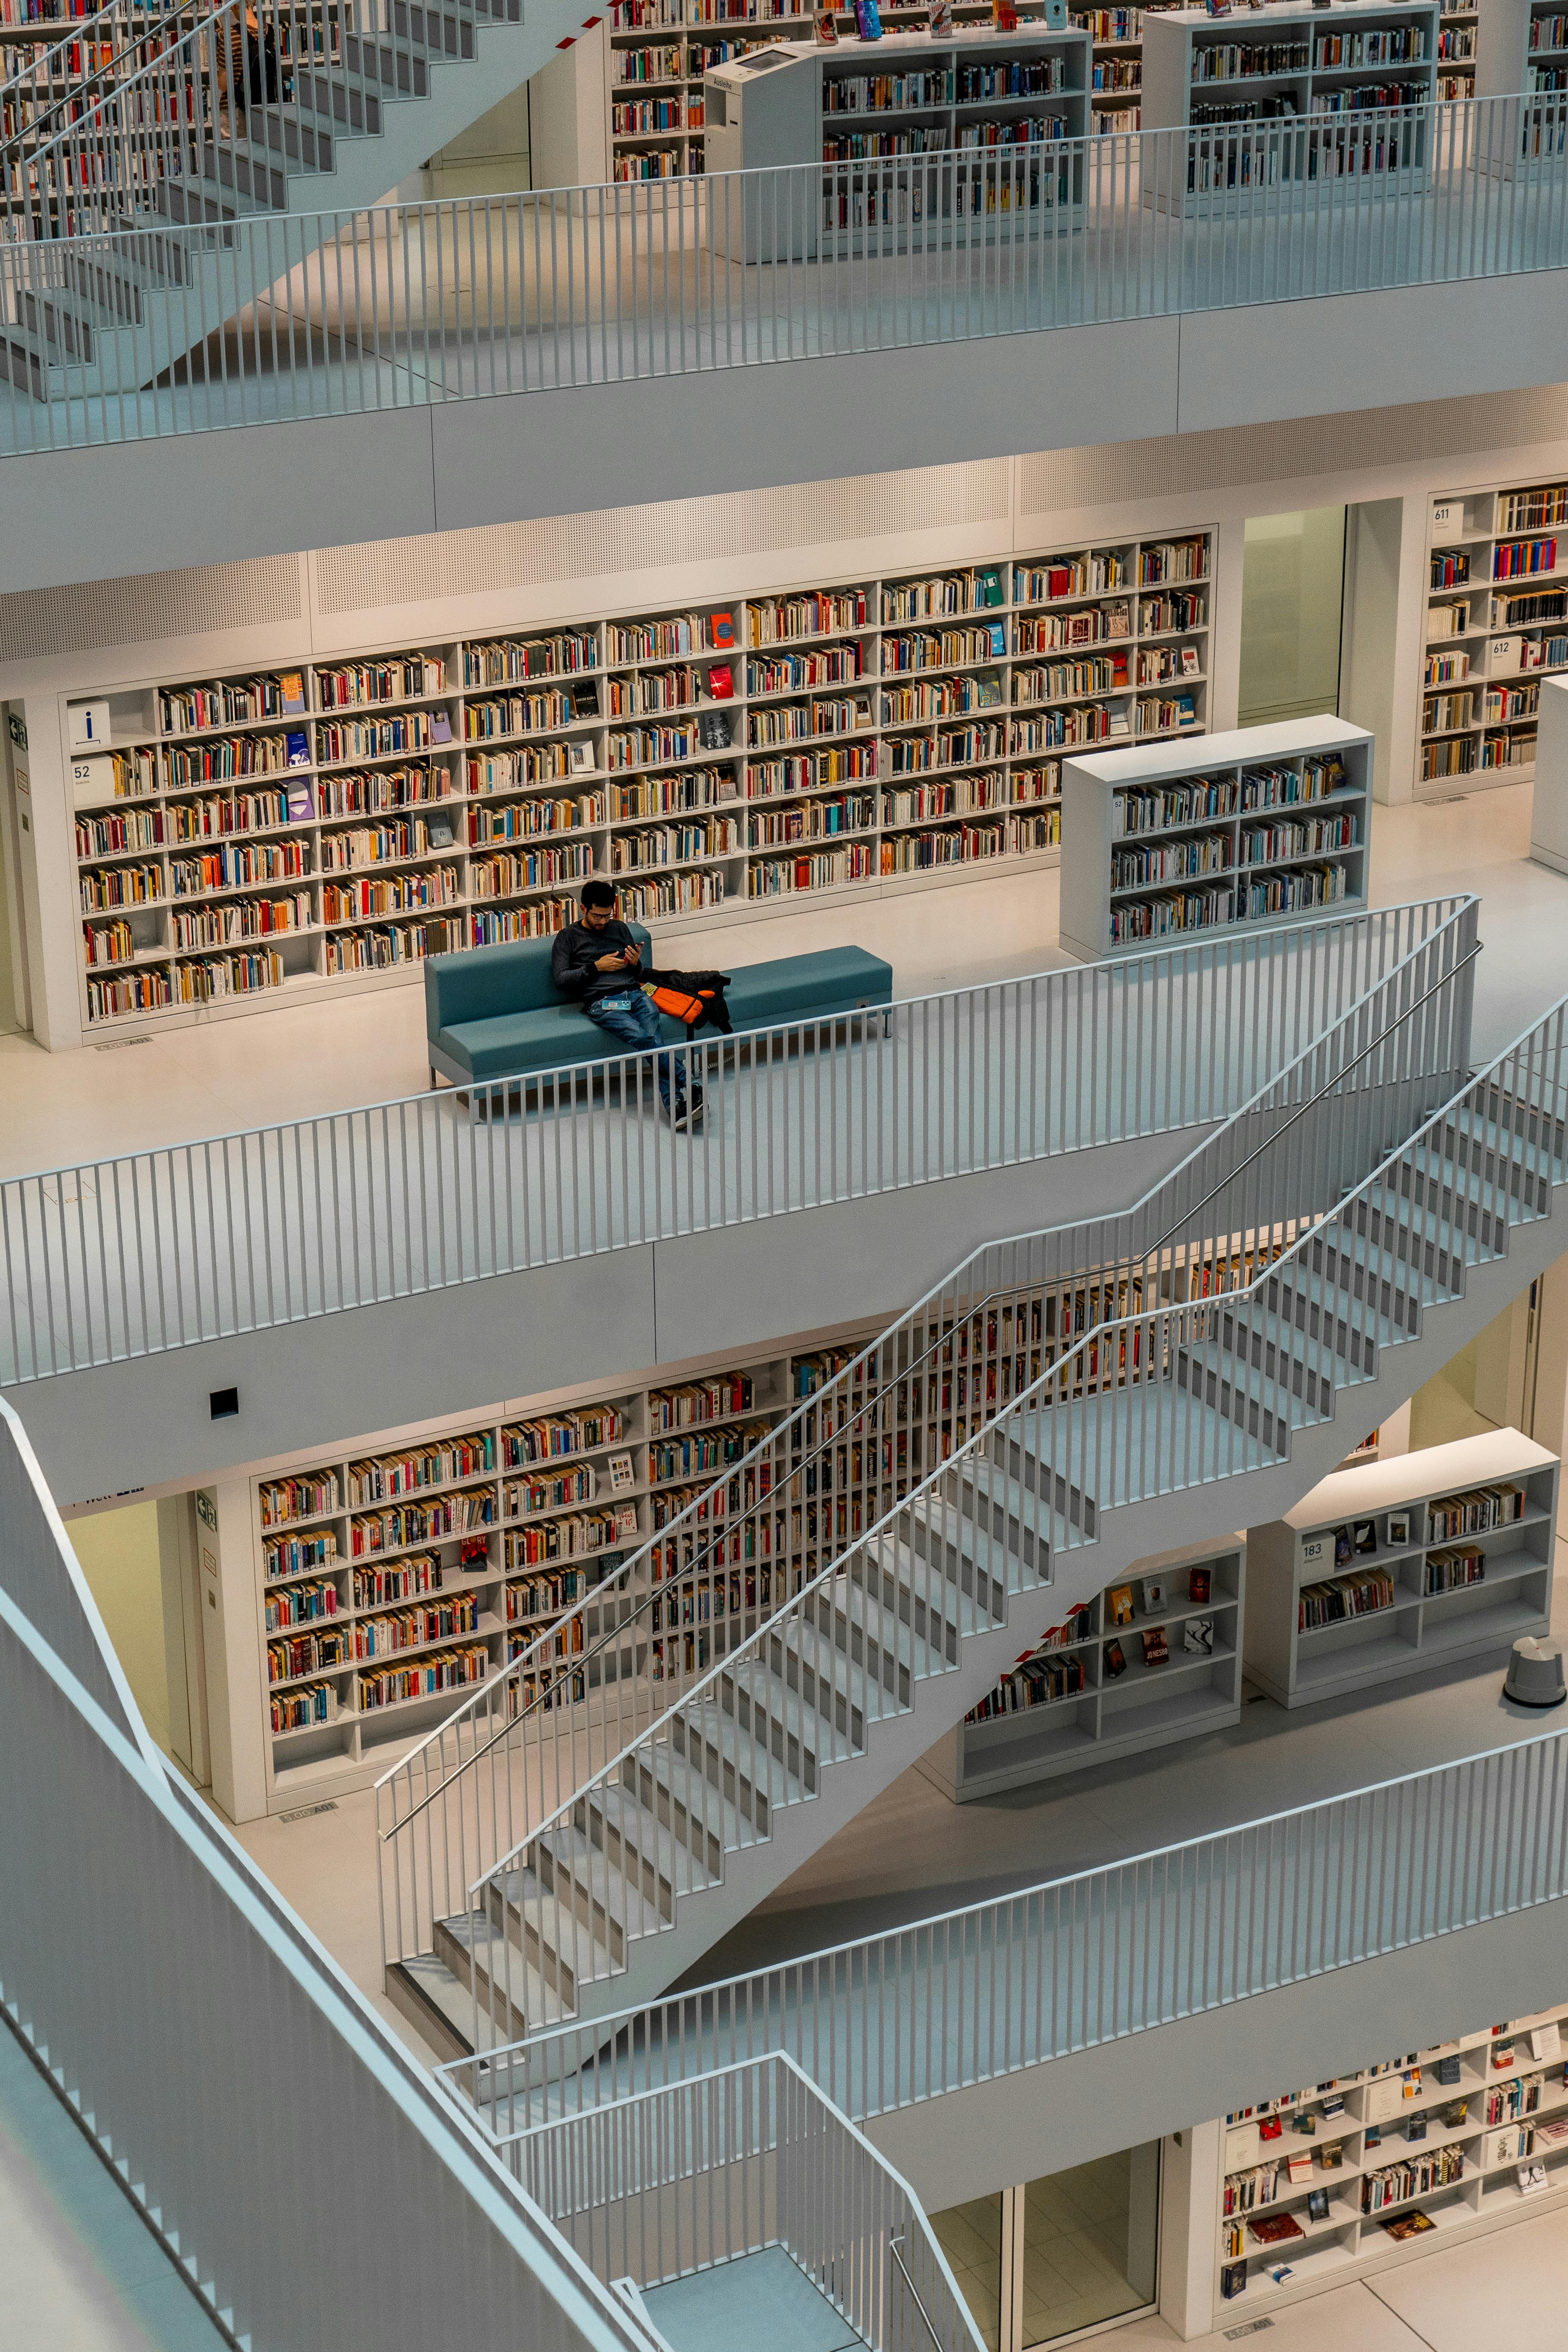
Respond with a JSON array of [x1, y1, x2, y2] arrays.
[[670, 1093, 704, 1133], [687, 1085, 706, 1126]]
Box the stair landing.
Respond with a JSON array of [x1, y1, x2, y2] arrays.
[[641, 2245, 870, 2352]]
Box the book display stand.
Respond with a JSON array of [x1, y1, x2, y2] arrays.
[[63, 533, 1214, 1033], [1420, 471, 1568, 794], [1140, 0, 1440, 218], [918, 1535, 1244, 1800], [1244, 1427, 1560, 1709], [1213, 2001, 1568, 2317], [1057, 714, 1371, 961]]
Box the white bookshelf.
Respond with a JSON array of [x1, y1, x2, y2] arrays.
[[1243, 1428, 1560, 1710], [918, 1535, 1244, 1800], [1141, 1, 1439, 214], [1436, 0, 1477, 99], [1476, 0, 1568, 100], [1419, 473, 1568, 797], [1058, 714, 1371, 962], [1070, 1, 1214, 130], [64, 530, 1214, 1033], [1213, 2002, 1568, 2318]]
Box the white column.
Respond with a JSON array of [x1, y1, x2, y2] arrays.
[[203, 1474, 268, 1823], [1208, 517, 1247, 732], [1158, 2120, 1220, 2342]]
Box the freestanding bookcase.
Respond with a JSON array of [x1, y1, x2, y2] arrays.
[[917, 1535, 1245, 1800], [1475, 0, 1568, 169], [705, 22, 1092, 260], [1530, 676, 1568, 873], [1419, 469, 1568, 794], [1058, 714, 1372, 961], [1244, 1427, 1560, 1709], [1140, 0, 1439, 216]]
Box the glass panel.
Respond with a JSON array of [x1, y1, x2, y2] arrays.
[[928, 2193, 1003, 2352], [1020, 2144, 1160, 2348], [1238, 507, 1348, 728]]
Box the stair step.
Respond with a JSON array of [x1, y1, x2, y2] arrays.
[[428, 1906, 561, 2040], [1191, 1289, 1383, 1400], [484, 1852, 621, 2008], [623, 1740, 739, 1879], [671, 1691, 812, 1834], [534, 1823, 666, 1969], [1275, 1238, 1423, 1346], [767, 1612, 887, 1742], [811, 1567, 960, 1685], [579, 1776, 724, 1916]]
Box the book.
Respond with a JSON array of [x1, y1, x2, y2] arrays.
[[430, 712, 453, 744], [1103, 1639, 1127, 1678], [1441, 2100, 1469, 2128], [285, 780, 315, 823], [607, 1451, 635, 1492], [1494, 2039, 1517, 2071], [699, 711, 733, 751], [1188, 1564, 1211, 1604], [1140, 1626, 1169, 1667], [1382, 2209, 1434, 2241], [711, 612, 737, 649], [1531, 2021, 1561, 2062], [1246, 2214, 1302, 2246], [286, 729, 311, 767], [1184, 1616, 1214, 1657], [1307, 2188, 1329, 2222], [1406, 2115, 1427, 2142], [927, 0, 951, 27], [1334, 1525, 1353, 1566], [1436, 2055, 1462, 2086], [1353, 1519, 1378, 1555], [1319, 2142, 1344, 2170], [853, 0, 882, 31], [1286, 2153, 1312, 2184], [1294, 2109, 1317, 2135], [280, 671, 305, 713], [1519, 2161, 1549, 2195], [1140, 1575, 1166, 1612], [978, 567, 1003, 607], [1220, 2262, 1247, 2300], [1107, 1585, 1134, 1626], [992, 0, 1016, 24]]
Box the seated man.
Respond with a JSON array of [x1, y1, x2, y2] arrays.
[[550, 880, 704, 1129]]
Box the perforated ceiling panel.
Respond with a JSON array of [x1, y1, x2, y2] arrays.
[[0, 555, 302, 668], [1019, 386, 1568, 521], [314, 463, 1012, 616]]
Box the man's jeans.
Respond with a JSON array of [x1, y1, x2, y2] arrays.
[[585, 989, 686, 1109]]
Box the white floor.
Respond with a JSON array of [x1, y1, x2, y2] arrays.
[[2, 781, 1563, 1191], [1080, 2201, 1568, 2349]]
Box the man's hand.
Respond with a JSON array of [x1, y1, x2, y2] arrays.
[[622, 942, 643, 968], [594, 950, 628, 972]]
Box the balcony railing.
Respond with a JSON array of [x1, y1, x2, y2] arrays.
[[452, 1724, 1568, 2138], [511, 2050, 984, 2352], [1, 91, 1565, 449], [0, 903, 1455, 1385]]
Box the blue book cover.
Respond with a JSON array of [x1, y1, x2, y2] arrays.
[[855, 0, 882, 36], [286, 729, 311, 767]]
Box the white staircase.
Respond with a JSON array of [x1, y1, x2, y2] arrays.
[[1, 0, 584, 400], [379, 923, 1568, 2064]]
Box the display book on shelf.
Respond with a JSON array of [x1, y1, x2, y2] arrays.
[[65, 531, 1214, 1030], [1242, 1426, 1559, 1710], [1213, 2002, 1568, 2312], [1420, 471, 1568, 794], [917, 1534, 1244, 1800], [1057, 713, 1371, 961], [1139, 0, 1440, 213]]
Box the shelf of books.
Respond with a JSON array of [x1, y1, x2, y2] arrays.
[[64, 529, 1214, 1031], [1214, 2003, 1568, 2316], [1475, 0, 1568, 128], [250, 1353, 796, 1804], [917, 1536, 1244, 1801], [1435, 0, 1477, 100], [1057, 714, 1370, 961], [1070, 3, 1203, 131], [1243, 1427, 1560, 1709], [1420, 474, 1568, 797], [1140, 0, 1439, 215]]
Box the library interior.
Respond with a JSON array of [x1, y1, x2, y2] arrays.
[[16, 3, 1568, 2349]]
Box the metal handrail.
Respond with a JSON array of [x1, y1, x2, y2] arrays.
[[461, 906, 1481, 1896], [372, 898, 1476, 1835], [889, 2238, 946, 2352]]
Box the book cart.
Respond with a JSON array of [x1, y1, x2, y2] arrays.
[[1243, 1426, 1560, 1708], [63, 529, 1214, 1034], [1420, 470, 1568, 795], [1213, 2000, 1568, 2317]]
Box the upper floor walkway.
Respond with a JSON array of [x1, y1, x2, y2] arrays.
[[5, 92, 1568, 587]]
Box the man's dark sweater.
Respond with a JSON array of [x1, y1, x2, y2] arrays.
[[551, 919, 652, 1008]]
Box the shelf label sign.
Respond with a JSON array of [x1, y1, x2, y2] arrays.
[[1300, 1534, 1327, 1567], [1491, 636, 1523, 676], [1431, 500, 1459, 534]]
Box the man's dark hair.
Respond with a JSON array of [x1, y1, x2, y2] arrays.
[[581, 880, 617, 912]]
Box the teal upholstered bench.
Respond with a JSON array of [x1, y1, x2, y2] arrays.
[[425, 935, 894, 1090]]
